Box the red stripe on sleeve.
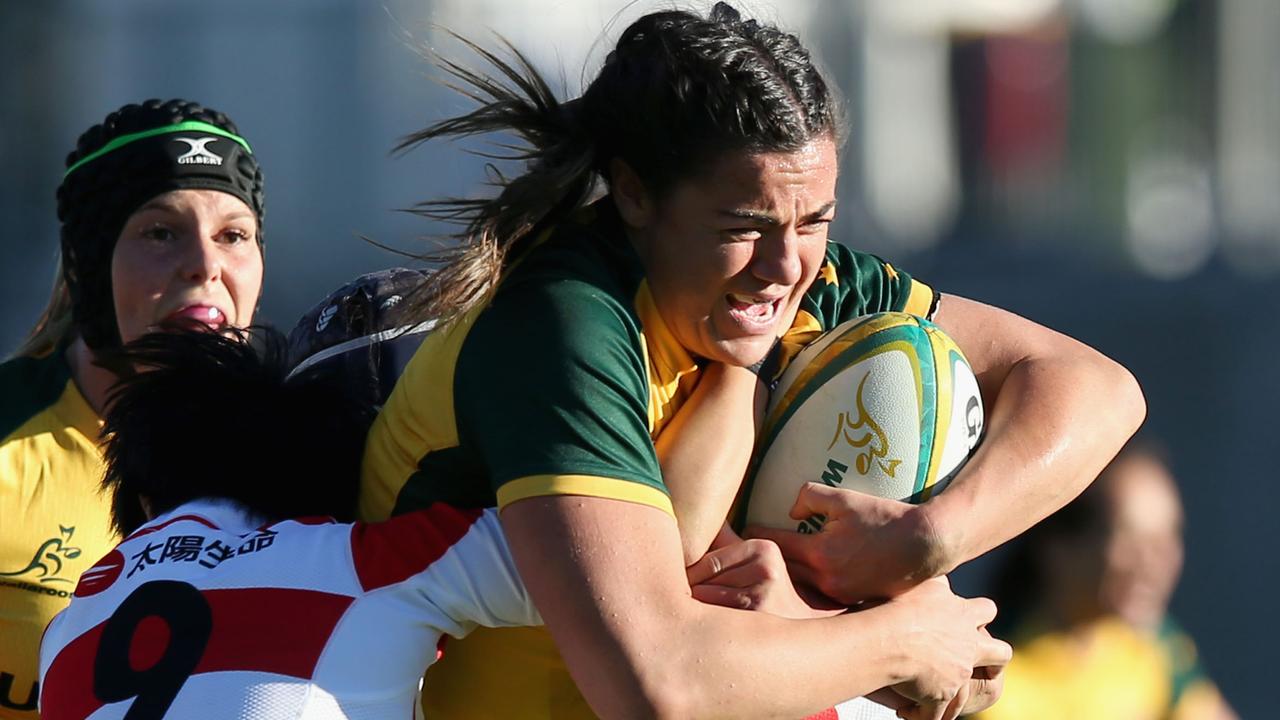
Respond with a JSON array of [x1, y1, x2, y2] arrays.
[[350, 505, 484, 592]]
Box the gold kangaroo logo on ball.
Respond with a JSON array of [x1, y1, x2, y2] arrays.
[[827, 372, 902, 477]]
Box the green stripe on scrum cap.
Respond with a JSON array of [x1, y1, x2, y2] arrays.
[[63, 120, 253, 179]]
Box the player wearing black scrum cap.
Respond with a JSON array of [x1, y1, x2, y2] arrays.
[[0, 99, 264, 719], [286, 267, 435, 414]]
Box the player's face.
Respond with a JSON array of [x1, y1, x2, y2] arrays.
[[626, 136, 837, 366], [1098, 457, 1184, 631], [112, 189, 262, 344]]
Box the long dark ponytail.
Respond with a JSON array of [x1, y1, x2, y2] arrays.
[[402, 2, 839, 324]]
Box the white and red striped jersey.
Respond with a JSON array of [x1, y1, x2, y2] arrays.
[[808, 698, 900, 720], [38, 499, 540, 719]]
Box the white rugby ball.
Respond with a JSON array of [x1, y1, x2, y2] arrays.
[[743, 313, 984, 532]]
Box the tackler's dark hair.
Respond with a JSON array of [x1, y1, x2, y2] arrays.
[[97, 326, 372, 535]]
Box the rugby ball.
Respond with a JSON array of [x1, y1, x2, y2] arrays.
[[743, 313, 983, 532]]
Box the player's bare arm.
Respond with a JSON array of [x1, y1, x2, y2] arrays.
[[501, 494, 1010, 720], [926, 296, 1145, 572], [752, 295, 1146, 604], [656, 362, 767, 565]]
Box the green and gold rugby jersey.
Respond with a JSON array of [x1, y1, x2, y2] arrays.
[[0, 350, 115, 719], [360, 198, 937, 719]]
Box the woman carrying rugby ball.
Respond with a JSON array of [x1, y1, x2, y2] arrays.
[[361, 4, 1144, 719]]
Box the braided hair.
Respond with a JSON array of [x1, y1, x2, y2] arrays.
[[400, 2, 839, 324]]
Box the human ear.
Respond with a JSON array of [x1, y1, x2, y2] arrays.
[[609, 158, 654, 230]]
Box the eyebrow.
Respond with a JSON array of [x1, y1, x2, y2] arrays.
[[718, 200, 838, 226], [135, 199, 183, 214], [133, 199, 255, 222]]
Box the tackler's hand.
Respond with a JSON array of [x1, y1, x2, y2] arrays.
[[686, 538, 840, 619], [747, 482, 953, 604]]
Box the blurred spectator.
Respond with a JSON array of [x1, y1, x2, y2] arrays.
[[980, 440, 1235, 720]]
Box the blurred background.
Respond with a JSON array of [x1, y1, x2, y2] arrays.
[[2, 0, 1274, 715]]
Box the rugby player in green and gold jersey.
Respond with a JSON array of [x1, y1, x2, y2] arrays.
[[0, 99, 264, 719], [362, 4, 1144, 718]]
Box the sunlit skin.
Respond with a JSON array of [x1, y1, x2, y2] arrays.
[[68, 189, 263, 415], [111, 189, 262, 345], [616, 136, 838, 367]]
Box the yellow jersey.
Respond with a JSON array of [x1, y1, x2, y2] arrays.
[[0, 350, 116, 718]]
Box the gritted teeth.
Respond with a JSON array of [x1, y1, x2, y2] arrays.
[[727, 293, 780, 321], [728, 292, 767, 307]]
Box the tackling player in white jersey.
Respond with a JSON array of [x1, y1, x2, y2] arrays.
[[37, 323, 842, 719], [38, 328, 540, 719]]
